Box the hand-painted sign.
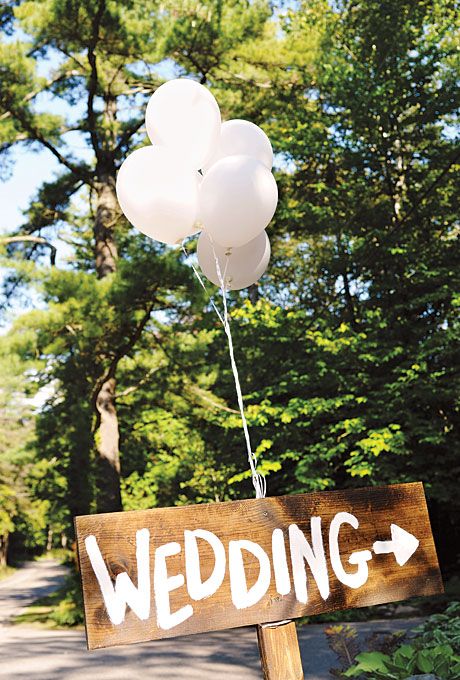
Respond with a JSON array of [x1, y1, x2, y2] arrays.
[[75, 482, 442, 650]]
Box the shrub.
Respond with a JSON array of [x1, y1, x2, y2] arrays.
[[328, 602, 460, 679]]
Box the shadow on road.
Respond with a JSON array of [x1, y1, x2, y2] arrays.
[[0, 559, 68, 624], [0, 626, 262, 680], [0, 561, 422, 679]]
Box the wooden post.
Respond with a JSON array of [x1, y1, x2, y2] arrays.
[[257, 621, 304, 680]]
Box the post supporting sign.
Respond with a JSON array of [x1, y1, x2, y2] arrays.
[[75, 482, 443, 676]]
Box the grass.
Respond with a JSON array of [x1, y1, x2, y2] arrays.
[[13, 587, 70, 629], [13, 568, 84, 630], [34, 548, 74, 562], [0, 565, 16, 581]]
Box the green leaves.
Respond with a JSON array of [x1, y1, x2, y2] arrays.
[[343, 651, 389, 676], [337, 604, 460, 679], [1, 0, 459, 572], [346, 425, 406, 479], [345, 644, 460, 679]]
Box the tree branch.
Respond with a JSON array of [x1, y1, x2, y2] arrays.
[[1, 235, 57, 265], [115, 364, 167, 400], [86, 0, 107, 163], [4, 103, 92, 184], [114, 119, 144, 154], [389, 146, 460, 235], [0, 70, 80, 122], [187, 384, 240, 414], [147, 328, 239, 414], [91, 297, 157, 405], [55, 48, 86, 71]]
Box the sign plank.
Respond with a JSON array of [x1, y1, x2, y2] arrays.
[[75, 482, 442, 650]]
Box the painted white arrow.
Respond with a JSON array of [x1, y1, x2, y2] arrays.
[[372, 524, 419, 566]]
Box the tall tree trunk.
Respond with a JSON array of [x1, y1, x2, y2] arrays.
[[393, 137, 406, 222], [95, 374, 121, 512], [248, 284, 259, 304], [93, 168, 122, 512], [0, 533, 9, 567], [383, 129, 407, 225], [341, 269, 358, 331], [94, 176, 118, 278], [336, 234, 358, 331], [46, 527, 53, 552]]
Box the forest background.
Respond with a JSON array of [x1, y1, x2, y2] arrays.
[[0, 0, 459, 617]]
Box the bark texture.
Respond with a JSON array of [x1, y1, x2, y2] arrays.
[[95, 375, 122, 512], [94, 177, 118, 278], [0, 533, 9, 567], [93, 169, 122, 512]]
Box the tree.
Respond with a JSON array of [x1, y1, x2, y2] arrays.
[[227, 0, 460, 565], [0, 338, 46, 565], [1, 0, 458, 577], [0, 0, 273, 514]]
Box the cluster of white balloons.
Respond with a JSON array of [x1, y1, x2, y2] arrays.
[[116, 78, 278, 290]]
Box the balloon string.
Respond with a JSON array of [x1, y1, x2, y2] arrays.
[[212, 246, 266, 500], [181, 243, 225, 325], [182, 240, 266, 499]]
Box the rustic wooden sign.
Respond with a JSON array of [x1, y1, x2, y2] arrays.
[[75, 482, 442, 651]]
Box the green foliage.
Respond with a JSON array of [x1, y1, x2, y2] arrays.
[[14, 567, 84, 628], [325, 624, 360, 670], [0, 0, 459, 579], [0, 338, 49, 561], [326, 622, 406, 677], [412, 601, 460, 651], [344, 644, 460, 679], [48, 570, 84, 627], [328, 603, 460, 679]]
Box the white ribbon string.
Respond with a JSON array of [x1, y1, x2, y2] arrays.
[[182, 240, 266, 499], [181, 244, 225, 325]]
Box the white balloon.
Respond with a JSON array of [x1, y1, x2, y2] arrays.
[[145, 79, 221, 170], [199, 155, 278, 248], [197, 231, 270, 290], [204, 119, 273, 171], [116, 146, 199, 245]]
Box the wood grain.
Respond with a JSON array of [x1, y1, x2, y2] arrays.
[[75, 482, 443, 650], [257, 622, 304, 680]]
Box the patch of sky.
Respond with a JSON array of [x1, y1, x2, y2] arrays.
[[33, 86, 87, 126], [441, 123, 459, 141], [128, 57, 181, 81], [28, 378, 59, 412], [0, 147, 60, 234], [2, 26, 29, 44], [274, 152, 296, 174]]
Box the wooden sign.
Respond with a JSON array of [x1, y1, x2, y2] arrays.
[[75, 482, 442, 651]]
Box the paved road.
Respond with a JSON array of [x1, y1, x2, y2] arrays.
[[0, 560, 420, 679], [0, 619, 419, 680], [0, 559, 68, 624]]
